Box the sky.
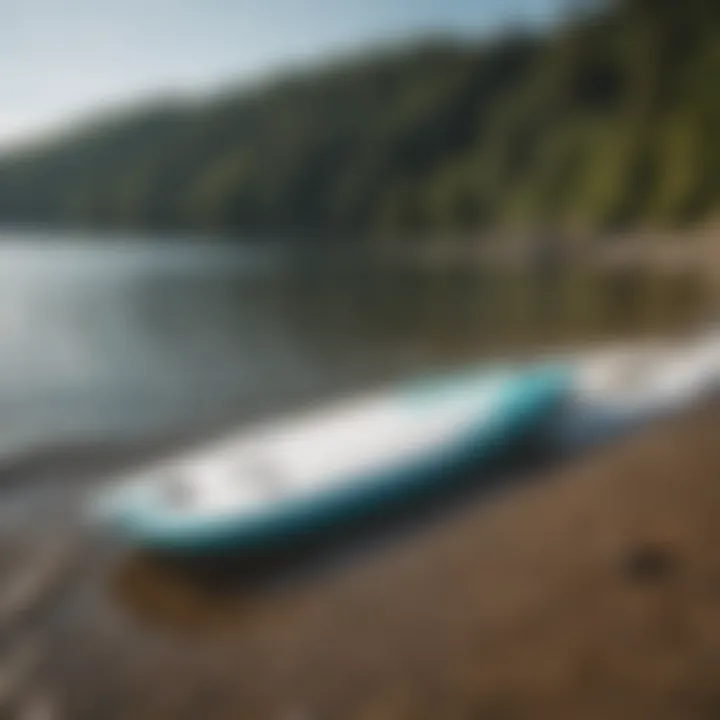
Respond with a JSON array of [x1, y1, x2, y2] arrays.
[[1, 0, 564, 147]]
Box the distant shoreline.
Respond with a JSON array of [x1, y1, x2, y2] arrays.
[[380, 233, 720, 279]]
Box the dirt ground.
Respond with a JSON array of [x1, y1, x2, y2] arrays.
[[1, 402, 720, 719]]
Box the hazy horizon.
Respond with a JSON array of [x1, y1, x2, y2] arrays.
[[1, 0, 563, 148]]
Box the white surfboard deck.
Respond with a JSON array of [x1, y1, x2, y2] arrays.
[[107, 371, 517, 521], [551, 333, 720, 448], [94, 331, 719, 546]]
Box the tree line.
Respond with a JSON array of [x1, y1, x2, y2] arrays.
[[1, 0, 719, 240]]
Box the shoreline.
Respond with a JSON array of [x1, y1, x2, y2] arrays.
[[378, 234, 720, 280], [0, 402, 719, 716]]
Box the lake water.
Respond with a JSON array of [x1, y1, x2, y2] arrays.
[[0, 231, 716, 460]]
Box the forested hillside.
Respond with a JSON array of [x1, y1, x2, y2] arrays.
[[1, 0, 719, 239]]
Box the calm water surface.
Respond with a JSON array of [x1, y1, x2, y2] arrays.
[[0, 231, 716, 459]]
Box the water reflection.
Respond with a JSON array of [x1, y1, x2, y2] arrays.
[[0, 235, 716, 459]]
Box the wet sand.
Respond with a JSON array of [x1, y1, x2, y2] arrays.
[[1, 402, 720, 718]]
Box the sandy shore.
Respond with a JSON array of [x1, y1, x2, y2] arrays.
[[0, 402, 719, 718]]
